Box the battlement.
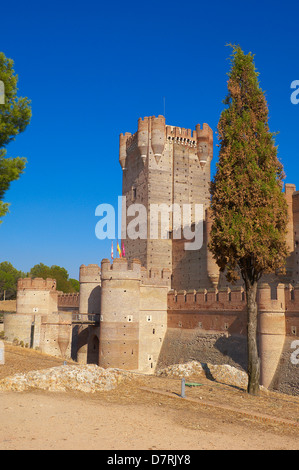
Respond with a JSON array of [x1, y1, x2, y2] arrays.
[[285, 283, 299, 310], [141, 266, 172, 287], [17, 277, 57, 291], [168, 286, 246, 311], [100, 258, 171, 287], [80, 264, 101, 276], [79, 264, 101, 284], [101, 257, 142, 280], [167, 283, 296, 312], [58, 293, 80, 308], [119, 116, 214, 169]]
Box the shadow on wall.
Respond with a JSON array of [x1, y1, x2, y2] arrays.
[[87, 335, 99, 364], [71, 325, 100, 365], [213, 335, 248, 371], [88, 286, 101, 314]]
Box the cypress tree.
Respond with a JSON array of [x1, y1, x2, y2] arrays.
[[209, 45, 289, 395]]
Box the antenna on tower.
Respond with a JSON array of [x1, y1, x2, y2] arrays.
[[163, 96, 166, 118]]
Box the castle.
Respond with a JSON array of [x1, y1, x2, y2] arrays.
[[4, 116, 299, 395]]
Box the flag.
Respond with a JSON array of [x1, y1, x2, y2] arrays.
[[117, 241, 122, 258], [122, 242, 125, 258], [111, 241, 114, 260]]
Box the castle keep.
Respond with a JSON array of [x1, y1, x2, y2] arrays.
[[4, 116, 299, 395]]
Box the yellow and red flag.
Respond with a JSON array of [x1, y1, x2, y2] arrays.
[[117, 241, 122, 257]]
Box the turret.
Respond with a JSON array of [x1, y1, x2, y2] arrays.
[[196, 123, 213, 169], [151, 115, 165, 163], [137, 117, 149, 163], [119, 133, 131, 170]]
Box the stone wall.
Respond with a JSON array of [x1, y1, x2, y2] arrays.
[[162, 283, 299, 394]]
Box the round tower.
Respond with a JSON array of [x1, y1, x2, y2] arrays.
[[79, 264, 101, 315], [99, 258, 141, 370], [258, 283, 286, 389]]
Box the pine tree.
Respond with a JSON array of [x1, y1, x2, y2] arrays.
[[209, 45, 289, 395], [0, 52, 31, 221]]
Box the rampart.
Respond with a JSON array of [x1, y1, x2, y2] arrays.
[[163, 283, 299, 393], [58, 293, 80, 310]]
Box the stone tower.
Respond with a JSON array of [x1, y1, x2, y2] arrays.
[[99, 257, 171, 372], [119, 115, 217, 290]]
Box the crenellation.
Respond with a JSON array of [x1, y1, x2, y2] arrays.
[[58, 293, 79, 308], [18, 277, 57, 291]]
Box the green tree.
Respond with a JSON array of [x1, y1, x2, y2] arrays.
[[209, 45, 289, 395], [29, 263, 79, 293], [69, 278, 80, 293], [0, 261, 25, 299], [0, 52, 31, 221], [29, 262, 51, 279]]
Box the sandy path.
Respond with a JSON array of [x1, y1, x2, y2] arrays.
[[0, 391, 298, 450]]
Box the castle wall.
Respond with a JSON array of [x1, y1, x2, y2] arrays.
[[4, 313, 34, 346], [39, 313, 72, 358], [162, 283, 299, 393]]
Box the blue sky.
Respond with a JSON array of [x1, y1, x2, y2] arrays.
[[0, 0, 298, 279]]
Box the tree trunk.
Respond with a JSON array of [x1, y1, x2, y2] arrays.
[[246, 281, 260, 395]]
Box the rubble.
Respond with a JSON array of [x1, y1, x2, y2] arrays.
[[157, 361, 248, 388], [0, 364, 129, 393]]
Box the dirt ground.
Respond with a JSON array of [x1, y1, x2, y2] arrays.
[[0, 343, 298, 450]]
